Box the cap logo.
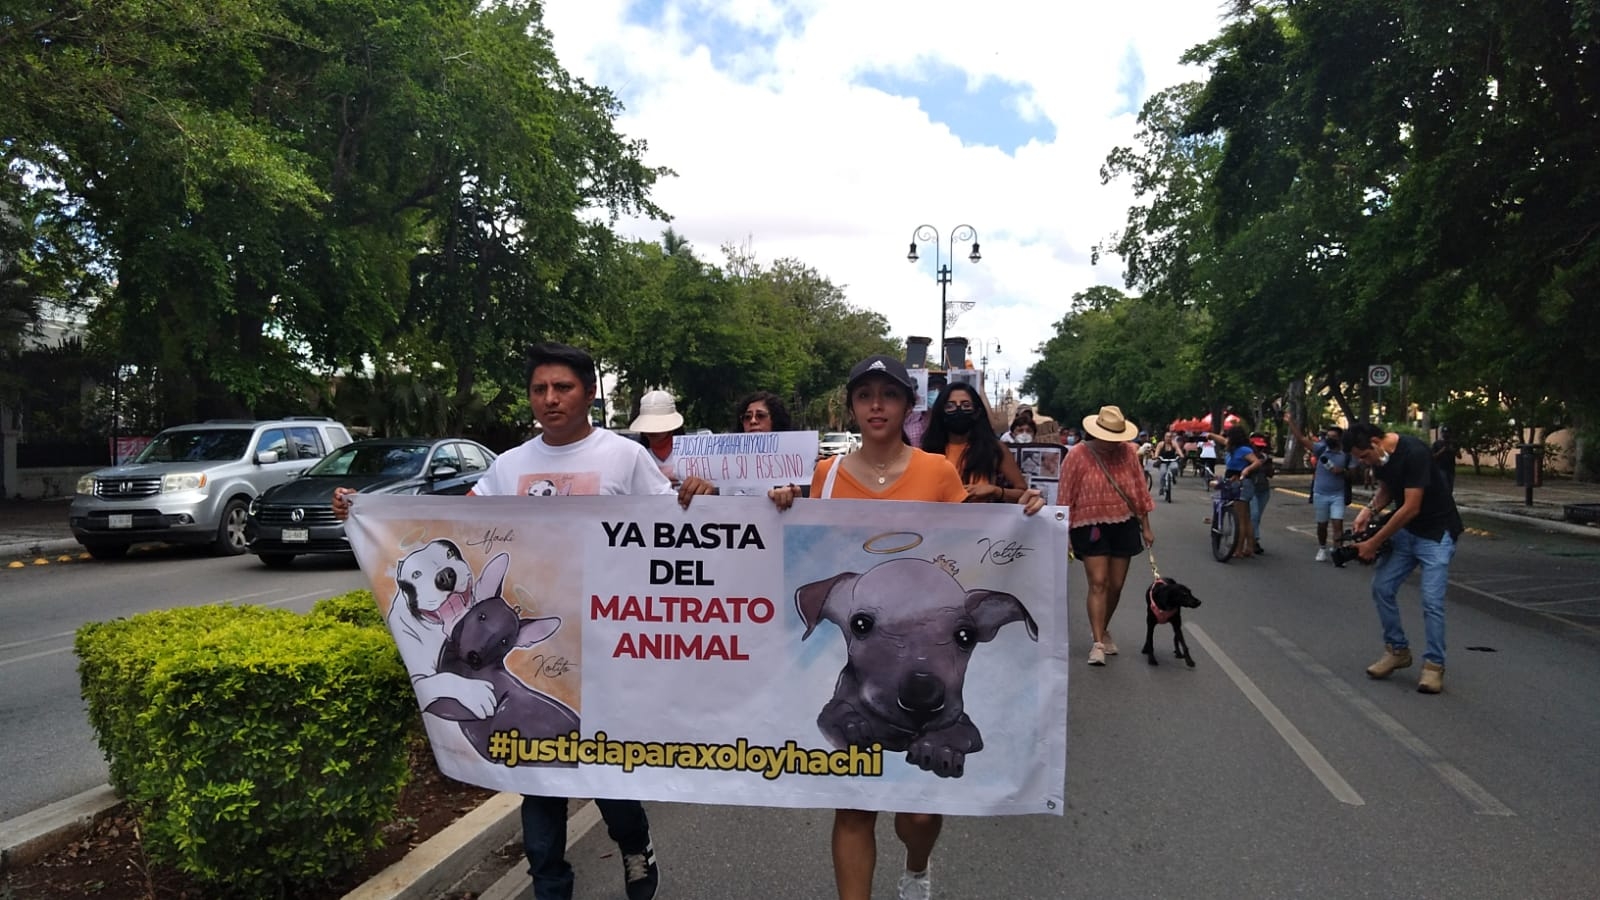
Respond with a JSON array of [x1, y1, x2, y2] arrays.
[[868, 360, 886, 371]]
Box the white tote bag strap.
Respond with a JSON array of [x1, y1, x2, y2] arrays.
[[820, 457, 841, 499]]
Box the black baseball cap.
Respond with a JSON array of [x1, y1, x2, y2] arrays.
[[846, 354, 917, 395]]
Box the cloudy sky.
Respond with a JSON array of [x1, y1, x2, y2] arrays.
[[544, 0, 1230, 400]]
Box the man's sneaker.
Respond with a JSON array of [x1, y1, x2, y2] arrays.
[[897, 868, 932, 900], [1365, 645, 1413, 679], [621, 842, 659, 900], [1088, 642, 1107, 666], [1315, 547, 1329, 562], [1417, 662, 1444, 694]]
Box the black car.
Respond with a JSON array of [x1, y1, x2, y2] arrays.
[[245, 437, 497, 567]]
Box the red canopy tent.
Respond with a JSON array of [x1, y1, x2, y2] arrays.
[[1169, 412, 1241, 433]]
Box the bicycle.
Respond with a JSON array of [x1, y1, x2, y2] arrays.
[[1210, 477, 1241, 562], [1154, 457, 1178, 503]]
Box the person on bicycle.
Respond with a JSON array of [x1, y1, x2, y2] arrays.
[[1155, 432, 1182, 497]]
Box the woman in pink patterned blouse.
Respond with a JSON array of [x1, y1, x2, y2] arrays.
[[1055, 406, 1156, 666]]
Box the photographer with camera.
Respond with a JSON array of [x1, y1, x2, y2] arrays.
[[1284, 413, 1352, 562], [1345, 423, 1465, 694]]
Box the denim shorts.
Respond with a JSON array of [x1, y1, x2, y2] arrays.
[[1312, 492, 1349, 523]]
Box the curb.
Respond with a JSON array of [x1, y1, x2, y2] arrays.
[[341, 792, 522, 900], [0, 785, 119, 873], [0, 784, 522, 898], [0, 538, 82, 564]]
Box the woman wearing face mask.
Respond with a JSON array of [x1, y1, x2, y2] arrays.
[[920, 383, 1030, 503], [1007, 416, 1037, 444]]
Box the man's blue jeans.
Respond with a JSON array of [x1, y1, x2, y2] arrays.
[[521, 794, 650, 900], [1370, 529, 1456, 666]]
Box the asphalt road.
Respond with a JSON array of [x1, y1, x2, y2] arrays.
[[4, 481, 1599, 897], [0, 547, 368, 820], [551, 479, 1600, 898]]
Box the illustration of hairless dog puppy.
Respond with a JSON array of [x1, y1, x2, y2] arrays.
[[795, 556, 1037, 778]]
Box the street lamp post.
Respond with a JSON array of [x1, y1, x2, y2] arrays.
[[906, 225, 981, 369]]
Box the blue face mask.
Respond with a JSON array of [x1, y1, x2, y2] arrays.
[[1066, 436, 1078, 446]]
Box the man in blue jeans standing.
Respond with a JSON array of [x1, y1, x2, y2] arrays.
[[1345, 423, 1465, 694]]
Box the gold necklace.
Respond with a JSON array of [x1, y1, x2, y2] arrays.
[[864, 447, 902, 484]]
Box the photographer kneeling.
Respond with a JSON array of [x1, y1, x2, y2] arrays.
[[1345, 423, 1464, 694]]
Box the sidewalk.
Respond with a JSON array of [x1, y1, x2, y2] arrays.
[[4, 469, 1599, 896]]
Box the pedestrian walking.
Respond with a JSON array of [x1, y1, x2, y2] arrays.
[[1055, 405, 1155, 666], [336, 342, 714, 900], [766, 353, 1042, 900]]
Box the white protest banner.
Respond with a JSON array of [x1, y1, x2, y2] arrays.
[[669, 432, 819, 495], [347, 494, 1069, 816]]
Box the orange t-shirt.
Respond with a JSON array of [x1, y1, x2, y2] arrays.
[[812, 449, 968, 503], [941, 443, 993, 486]]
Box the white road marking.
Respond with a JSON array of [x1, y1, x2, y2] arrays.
[[0, 629, 75, 652], [1482, 580, 1600, 595], [0, 646, 70, 666], [263, 588, 338, 608], [1259, 627, 1515, 816], [1185, 624, 1364, 806]]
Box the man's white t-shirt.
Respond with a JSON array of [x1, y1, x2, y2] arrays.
[[472, 428, 673, 498], [1199, 440, 1218, 460]]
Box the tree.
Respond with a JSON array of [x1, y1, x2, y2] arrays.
[[2, 0, 667, 426]]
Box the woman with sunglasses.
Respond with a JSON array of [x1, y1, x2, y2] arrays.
[[768, 355, 1043, 900], [735, 391, 792, 432], [920, 382, 1030, 504]]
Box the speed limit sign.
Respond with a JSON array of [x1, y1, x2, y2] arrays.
[[1368, 364, 1393, 387]]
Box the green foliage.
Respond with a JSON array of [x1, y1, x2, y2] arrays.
[[309, 589, 388, 631], [75, 603, 415, 896], [1096, 1, 1599, 466], [590, 235, 897, 430], [1022, 287, 1208, 429]]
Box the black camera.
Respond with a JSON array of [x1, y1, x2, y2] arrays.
[[1331, 515, 1391, 567]]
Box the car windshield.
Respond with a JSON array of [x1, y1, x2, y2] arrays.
[[305, 444, 429, 477], [133, 429, 252, 463], [822, 433, 852, 443]]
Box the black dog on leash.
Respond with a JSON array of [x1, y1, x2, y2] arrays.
[[1140, 577, 1202, 667]]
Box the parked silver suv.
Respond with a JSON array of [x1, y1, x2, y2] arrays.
[[69, 417, 352, 559]]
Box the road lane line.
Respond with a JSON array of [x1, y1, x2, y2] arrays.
[[0, 646, 71, 666], [1450, 581, 1600, 635], [1258, 627, 1515, 817], [262, 588, 337, 608], [0, 629, 75, 652], [1184, 624, 1364, 806]]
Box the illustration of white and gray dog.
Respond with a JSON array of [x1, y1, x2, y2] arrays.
[[795, 556, 1037, 778], [387, 539, 504, 719]]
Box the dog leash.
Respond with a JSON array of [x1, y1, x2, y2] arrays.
[[1147, 546, 1161, 581]]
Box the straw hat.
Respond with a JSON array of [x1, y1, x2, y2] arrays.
[[1082, 405, 1139, 442], [630, 390, 684, 433]]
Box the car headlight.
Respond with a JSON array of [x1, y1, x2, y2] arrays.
[[77, 475, 97, 495], [162, 472, 208, 493], [247, 496, 260, 516]]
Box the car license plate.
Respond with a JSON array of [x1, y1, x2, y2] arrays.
[[282, 528, 309, 543], [109, 514, 133, 529]]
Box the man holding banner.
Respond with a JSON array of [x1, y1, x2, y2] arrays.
[[336, 342, 711, 900]]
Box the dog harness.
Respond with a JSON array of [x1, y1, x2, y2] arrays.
[[1147, 579, 1178, 624]]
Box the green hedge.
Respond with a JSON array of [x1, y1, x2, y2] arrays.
[[75, 593, 418, 897]]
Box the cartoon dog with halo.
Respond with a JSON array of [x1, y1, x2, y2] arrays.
[[795, 556, 1037, 778]]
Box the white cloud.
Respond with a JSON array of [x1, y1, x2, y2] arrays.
[[543, 0, 1227, 400]]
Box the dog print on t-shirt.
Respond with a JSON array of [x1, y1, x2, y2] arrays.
[[517, 472, 600, 497]]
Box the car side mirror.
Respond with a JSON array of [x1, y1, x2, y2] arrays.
[[430, 465, 460, 480], [255, 449, 280, 465]]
